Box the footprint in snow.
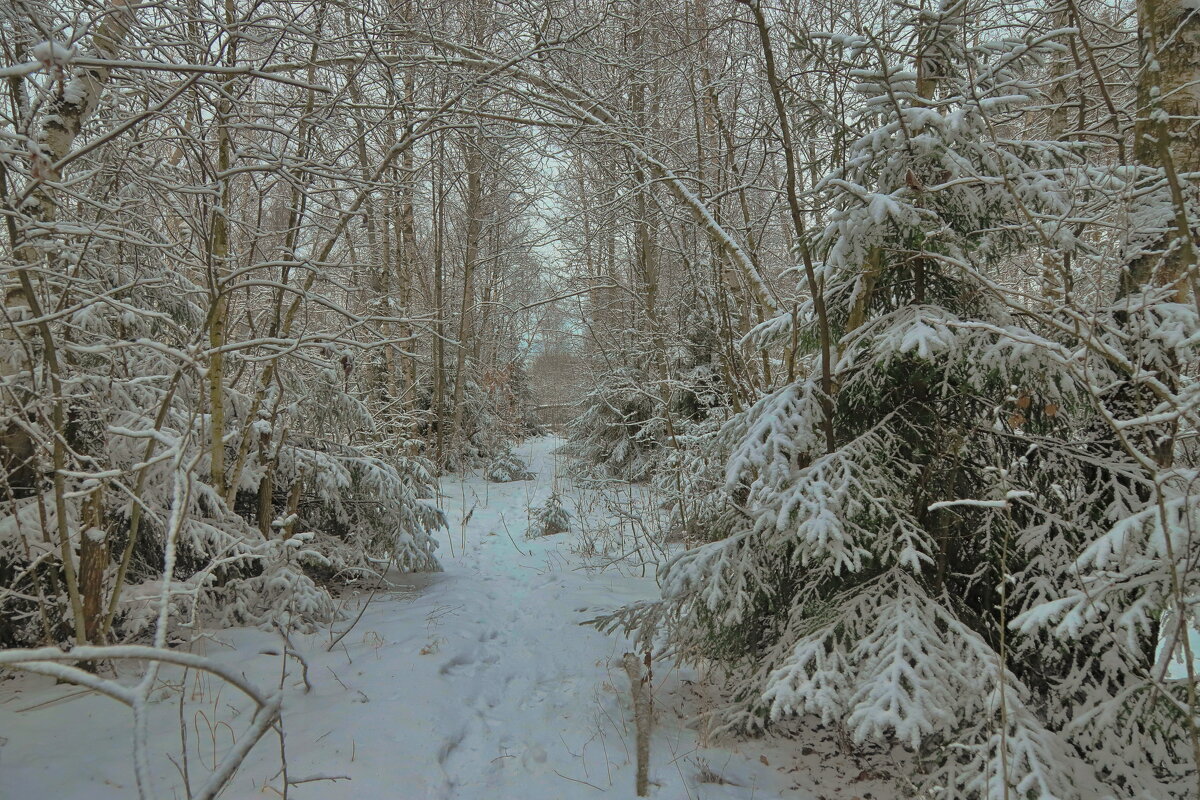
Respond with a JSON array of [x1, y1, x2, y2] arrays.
[[439, 650, 476, 675], [436, 725, 467, 765], [520, 744, 548, 770]]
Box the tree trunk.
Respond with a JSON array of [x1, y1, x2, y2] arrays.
[[78, 485, 108, 644], [207, 0, 238, 493], [1125, 0, 1200, 299], [433, 131, 447, 470], [450, 132, 484, 457]]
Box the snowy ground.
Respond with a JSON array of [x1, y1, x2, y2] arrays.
[[0, 437, 901, 799]]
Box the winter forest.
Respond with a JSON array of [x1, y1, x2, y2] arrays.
[[0, 0, 1198, 797]]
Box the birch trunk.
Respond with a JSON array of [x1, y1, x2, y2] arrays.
[[6, 0, 136, 646]]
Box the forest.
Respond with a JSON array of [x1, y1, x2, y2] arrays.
[[0, 0, 1198, 797]]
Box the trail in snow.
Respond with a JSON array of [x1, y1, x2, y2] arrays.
[[0, 437, 900, 799]]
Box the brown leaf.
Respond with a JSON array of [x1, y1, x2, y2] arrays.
[[760, 755, 769, 766], [1015, 394, 1032, 409], [1044, 403, 1059, 417]]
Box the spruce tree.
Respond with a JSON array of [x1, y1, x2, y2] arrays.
[[600, 2, 1197, 795]]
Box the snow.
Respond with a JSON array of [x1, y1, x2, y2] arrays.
[[31, 40, 76, 68], [0, 437, 895, 799]]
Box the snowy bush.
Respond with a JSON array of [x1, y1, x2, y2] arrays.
[[649, 414, 738, 546], [566, 366, 661, 481], [485, 450, 536, 483], [528, 492, 571, 538], [0, 194, 445, 650]]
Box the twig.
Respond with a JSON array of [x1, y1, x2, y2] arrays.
[[178, 668, 193, 800], [288, 775, 352, 785], [499, 513, 531, 556], [553, 769, 604, 791], [325, 666, 369, 703], [14, 688, 94, 712], [326, 589, 379, 652]]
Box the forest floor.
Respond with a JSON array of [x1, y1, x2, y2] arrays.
[[0, 437, 902, 799]]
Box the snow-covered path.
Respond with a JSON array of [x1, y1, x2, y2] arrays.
[[1, 437, 892, 799], [372, 436, 667, 799]]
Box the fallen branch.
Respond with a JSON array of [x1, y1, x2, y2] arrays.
[[0, 644, 281, 800]]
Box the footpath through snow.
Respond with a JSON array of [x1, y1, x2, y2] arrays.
[[0, 437, 898, 800]]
